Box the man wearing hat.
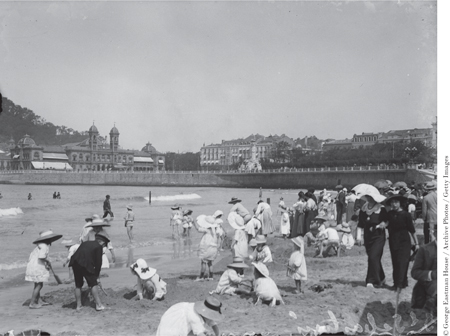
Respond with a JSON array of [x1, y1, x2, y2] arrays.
[[212, 257, 252, 295], [102, 195, 114, 219], [69, 231, 111, 311], [422, 180, 437, 243], [156, 296, 224, 336]]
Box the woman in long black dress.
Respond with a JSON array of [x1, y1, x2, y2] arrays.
[[385, 194, 419, 292], [356, 192, 388, 288]]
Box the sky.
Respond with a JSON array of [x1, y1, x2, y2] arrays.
[[0, 1, 437, 153]]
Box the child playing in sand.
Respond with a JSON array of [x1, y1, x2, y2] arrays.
[[62, 239, 80, 280], [193, 215, 218, 281], [212, 210, 226, 251], [253, 262, 284, 307], [287, 236, 307, 294], [249, 235, 273, 263], [212, 257, 252, 295], [130, 258, 167, 300], [25, 230, 62, 308], [182, 209, 194, 237], [339, 222, 354, 250], [315, 221, 340, 258], [124, 204, 135, 242], [170, 204, 183, 240]]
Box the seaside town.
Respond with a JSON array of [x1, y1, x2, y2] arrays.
[[0, 1, 441, 336]]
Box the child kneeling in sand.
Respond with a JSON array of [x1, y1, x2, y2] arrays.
[[315, 221, 340, 258], [253, 262, 284, 307], [287, 236, 307, 294], [249, 235, 273, 263], [212, 257, 252, 295], [130, 258, 167, 300]]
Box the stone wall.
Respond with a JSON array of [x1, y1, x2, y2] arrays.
[[0, 169, 429, 189]]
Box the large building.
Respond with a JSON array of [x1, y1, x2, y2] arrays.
[[5, 124, 165, 172], [322, 124, 437, 151], [200, 134, 323, 169]]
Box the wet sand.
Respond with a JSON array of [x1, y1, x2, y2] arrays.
[[0, 229, 435, 335]]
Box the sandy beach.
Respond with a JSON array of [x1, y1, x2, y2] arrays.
[[0, 226, 435, 336]]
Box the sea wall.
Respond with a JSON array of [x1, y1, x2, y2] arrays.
[[0, 168, 431, 189]]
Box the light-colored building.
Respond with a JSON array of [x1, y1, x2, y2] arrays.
[[6, 124, 165, 172]]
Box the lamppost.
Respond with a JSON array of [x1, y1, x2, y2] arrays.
[[404, 146, 418, 167]]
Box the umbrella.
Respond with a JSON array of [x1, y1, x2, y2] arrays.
[[374, 179, 390, 190], [351, 183, 386, 203], [393, 181, 407, 189]]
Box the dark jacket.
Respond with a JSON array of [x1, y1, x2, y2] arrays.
[[103, 198, 111, 211], [411, 241, 437, 310], [69, 240, 103, 277]]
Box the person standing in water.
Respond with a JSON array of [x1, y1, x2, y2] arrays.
[[28, 193, 32, 200], [103, 195, 114, 219]]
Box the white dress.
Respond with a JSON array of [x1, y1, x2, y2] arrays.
[[280, 212, 290, 235], [25, 243, 50, 283], [254, 276, 282, 302], [156, 302, 217, 336]]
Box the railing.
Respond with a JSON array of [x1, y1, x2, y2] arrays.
[[0, 165, 414, 175]]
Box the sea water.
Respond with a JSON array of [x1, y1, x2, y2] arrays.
[[0, 184, 302, 272]]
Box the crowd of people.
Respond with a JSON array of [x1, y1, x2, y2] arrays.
[[23, 180, 437, 335]]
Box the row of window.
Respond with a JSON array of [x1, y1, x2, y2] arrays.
[[70, 153, 134, 163]]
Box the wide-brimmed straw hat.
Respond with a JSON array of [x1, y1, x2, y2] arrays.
[[171, 204, 181, 210], [227, 212, 245, 230], [183, 209, 193, 216], [194, 297, 224, 322], [61, 239, 76, 247], [33, 230, 62, 244], [314, 215, 328, 222], [85, 216, 111, 228], [227, 256, 249, 268], [408, 194, 417, 201], [196, 215, 217, 228], [130, 258, 156, 280], [384, 194, 408, 205], [228, 197, 242, 204], [424, 180, 437, 190], [212, 210, 223, 219], [249, 238, 258, 247], [126, 204, 133, 210], [95, 231, 110, 243], [335, 184, 343, 189], [254, 235, 266, 244], [252, 262, 269, 278], [291, 236, 304, 249]]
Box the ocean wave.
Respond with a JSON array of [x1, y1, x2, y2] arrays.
[[0, 207, 23, 217], [0, 261, 28, 270], [145, 193, 201, 202]]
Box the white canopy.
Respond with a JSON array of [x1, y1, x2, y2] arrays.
[[134, 156, 154, 163], [31, 161, 73, 170], [43, 153, 69, 160]]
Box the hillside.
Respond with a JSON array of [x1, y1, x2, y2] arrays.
[[0, 96, 87, 146]]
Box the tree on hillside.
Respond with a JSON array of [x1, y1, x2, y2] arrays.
[[0, 96, 87, 145]]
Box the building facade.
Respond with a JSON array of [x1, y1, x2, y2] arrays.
[[5, 124, 165, 172]]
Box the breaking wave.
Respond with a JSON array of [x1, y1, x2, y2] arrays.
[[0, 207, 23, 217], [145, 193, 201, 202]]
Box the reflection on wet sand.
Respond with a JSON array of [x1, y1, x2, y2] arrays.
[[126, 246, 134, 268], [171, 238, 193, 259]]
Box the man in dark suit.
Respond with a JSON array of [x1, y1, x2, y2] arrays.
[[411, 239, 437, 314], [69, 231, 110, 311], [336, 186, 347, 224]]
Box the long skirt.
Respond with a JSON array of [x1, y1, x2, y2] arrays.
[[260, 211, 275, 235], [364, 230, 386, 286], [389, 232, 411, 288], [346, 202, 355, 222], [303, 210, 316, 236], [292, 211, 306, 237]]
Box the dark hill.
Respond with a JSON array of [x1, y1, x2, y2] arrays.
[[0, 96, 87, 145]]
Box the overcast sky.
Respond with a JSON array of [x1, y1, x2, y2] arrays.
[[0, 1, 437, 152]]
